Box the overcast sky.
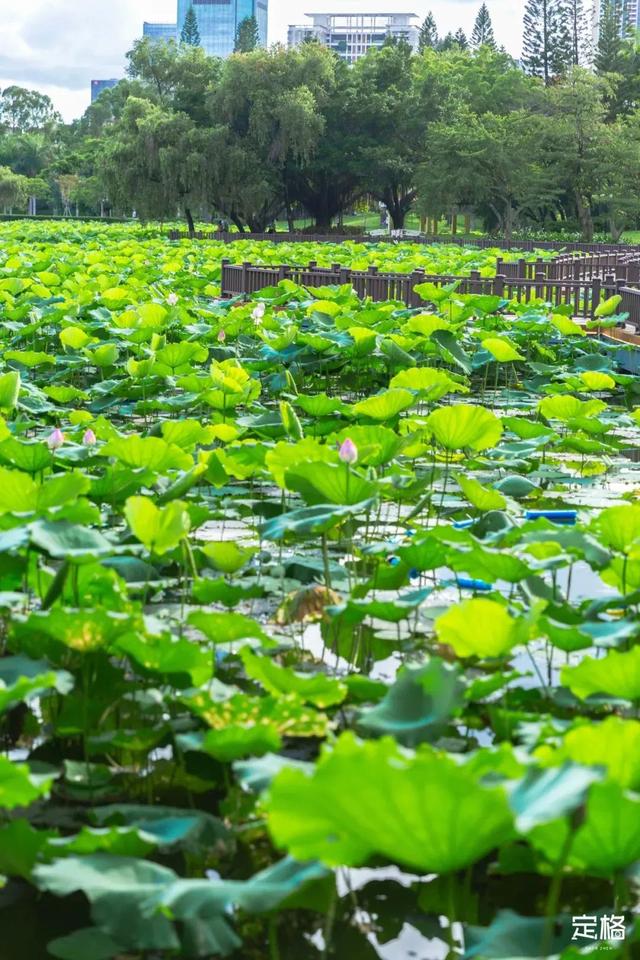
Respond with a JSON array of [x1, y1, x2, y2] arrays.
[[0, 0, 525, 122]]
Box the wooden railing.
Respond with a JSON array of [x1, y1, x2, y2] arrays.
[[219, 260, 634, 320]]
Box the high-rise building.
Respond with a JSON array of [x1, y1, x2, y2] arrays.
[[143, 22, 178, 42], [91, 79, 119, 103], [288, 12, 419, 62], [592, 0, 640, 42], [175, 0, 268, 57]]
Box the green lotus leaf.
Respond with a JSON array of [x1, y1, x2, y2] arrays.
[[530, 782, 640, 875], [465, 910, 578, 959], [102, 435, 192, 472], [356, 659, 463, 746], [188, 610, 274, 648], [561, 646, 640, 701], [266, 733, 514, 872], [592, 503, 640, 553], [115, 631, 212, 687], [350, 388, 414, 421], [0, 756, 55, 810], [124, 496, 191, 555], [259, 500, 375, 540], [12, 607, 135, 656], [30, 520, 115, 561], [507, 763, 601, 833], [538, 395, 606, 422], [203, 725, 282, 761], [0, 371, 20, 412], [0, 656, 73, 714], [186, 690, 328, 738], [201, 540, 256, 574], [47, 928, 122, 960], [240, 647, 347, 708], [594, 293, 622, 318], [537, 717, 640, 789], [160, 420, 217, 450], [551, 314, 586, 336], [435, 598, 529, 658], [482, 337, 524, 362], [284, 461, 378, 506], [389, 367, 467, 401], [330, 424, 403, 465], [414, 280, 460, 304], [294, 393, 347, 417], [0, 437, 53, 473], [426, 404, 502, 452], [493, 474, 540, 498], [456, 475, 507, 511], [265, 437, 336, 487]]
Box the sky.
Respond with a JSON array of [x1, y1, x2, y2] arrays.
[[0, 0, 525, 122]]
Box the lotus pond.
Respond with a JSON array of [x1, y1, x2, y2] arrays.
[[0, 218, 555, 281], [0, 223, 639, 959]]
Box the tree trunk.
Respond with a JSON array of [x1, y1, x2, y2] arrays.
[[575, 193, 594, 242], [610, 217, 625, 243], [185, 207, 195, 237]]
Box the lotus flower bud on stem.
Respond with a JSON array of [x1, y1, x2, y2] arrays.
[[217, 329, 226, 342], [47, 427, 65, 450], [82, 428, 97, 446], [339, 438, 358, 464]]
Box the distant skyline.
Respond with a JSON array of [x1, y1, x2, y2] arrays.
[[0, 0, 525, 122]]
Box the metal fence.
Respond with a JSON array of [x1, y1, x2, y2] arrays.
[[220, 259, 637, 321]]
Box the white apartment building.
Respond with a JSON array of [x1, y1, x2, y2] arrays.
[[288, 12, 419, 62]]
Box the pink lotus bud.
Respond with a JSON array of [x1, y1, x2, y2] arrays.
[[338, 438, 358, 464], [217, 329, 226, 342], [47, 427, 65, 450], [82, 428, 97, 446], [166, 292, 179, 306]]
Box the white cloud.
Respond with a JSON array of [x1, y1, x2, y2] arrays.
[[0, 0, 524, 122]]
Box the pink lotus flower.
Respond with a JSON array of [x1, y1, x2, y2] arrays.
[[47, 428, 65, 450], [338, 438, 358, 464], [82, 428, 97, 446], [166, 293, 179, 306], [252, 302, 265, 324], [217, 329, 226, 342]]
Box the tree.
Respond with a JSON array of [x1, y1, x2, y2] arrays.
[[522, 0, 572, 83], [101, 98, 208, 234], [594, 0, 624, 73], [418, 12, 438, 52], [181, 5, 201, 46], [471, 4, 496, 49], [565, 0, 590, 66], [234, 16, 260, 53], [593, 114, 640, 240], [0, 165, 30, 211], [546, 68, 612, 240], [454, 29, 469, 49], [0, 86, 60, 134]]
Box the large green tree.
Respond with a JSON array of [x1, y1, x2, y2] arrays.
[[471, 4, 496, 49], [234, 16, 260, 53], [418, 12, 439, 52], [522, 0, 572, 83], [181, 6, 201, 46]]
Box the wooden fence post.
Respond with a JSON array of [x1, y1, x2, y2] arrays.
[[494, 274, 505, 298], [591, 277, 601, 317], [220, 259, 230, 297], [241, 261, 251, 295]]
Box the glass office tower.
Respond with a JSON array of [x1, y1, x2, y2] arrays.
[[177, 0, 268, 58]]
